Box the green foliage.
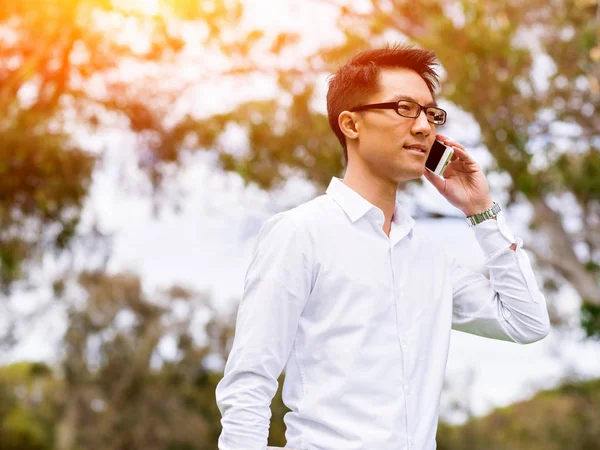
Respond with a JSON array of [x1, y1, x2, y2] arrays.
[[436, 377, 600, 449], [206, 93, 343, 191], [1, 358, 599, 450], [268, 373, 292, 447], [0, 362, 56, 450], [1, 407, 50, 450], [585, 260, 600, 273], [581, 302, 600, 339], [556, 149, 600, 202], [0, 112, 94, 290]]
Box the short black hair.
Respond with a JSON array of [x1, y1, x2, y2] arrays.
[[326, 43, 440, 167]]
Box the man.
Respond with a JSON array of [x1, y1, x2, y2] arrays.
[[215, 44, 550, 450]]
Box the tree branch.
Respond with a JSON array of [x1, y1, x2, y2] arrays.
[[531, 197, 600, 305]]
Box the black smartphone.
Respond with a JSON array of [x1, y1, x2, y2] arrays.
[[425, 140, 454, 176]]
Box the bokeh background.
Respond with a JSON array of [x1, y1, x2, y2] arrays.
[[1, 0, 599, 449]]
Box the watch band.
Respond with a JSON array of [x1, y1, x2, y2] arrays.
[[466, 202, 501, 227]]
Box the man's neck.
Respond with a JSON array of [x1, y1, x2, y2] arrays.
[[341, 171, 398, 227]]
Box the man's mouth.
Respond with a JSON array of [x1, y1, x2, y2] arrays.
[[404, 144, 427, 154]]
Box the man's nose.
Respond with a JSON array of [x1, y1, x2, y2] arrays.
[[411, 109, 433, 135]]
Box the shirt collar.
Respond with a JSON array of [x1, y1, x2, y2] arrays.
[[325, 177, 415, 231]]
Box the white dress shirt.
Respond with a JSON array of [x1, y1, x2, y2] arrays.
[[216, 176, 550, 450]]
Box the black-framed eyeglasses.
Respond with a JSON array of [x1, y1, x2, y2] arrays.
[[350, 100, 447, 125]]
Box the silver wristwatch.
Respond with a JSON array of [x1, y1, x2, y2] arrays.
[[466, 202, 501, 227]]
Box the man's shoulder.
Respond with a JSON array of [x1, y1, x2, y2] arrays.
[[253, 195, 330, 259], [252, 194, 328, 241], [273, 194, 332, 228]]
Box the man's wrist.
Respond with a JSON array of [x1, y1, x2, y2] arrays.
[[463, 199, 495, 217]]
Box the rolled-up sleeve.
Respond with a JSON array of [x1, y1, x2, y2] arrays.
[[451, 211, 551, 344], [215, 212, 313, 450]]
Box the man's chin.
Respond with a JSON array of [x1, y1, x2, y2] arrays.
[[392, 169, 423, 184]]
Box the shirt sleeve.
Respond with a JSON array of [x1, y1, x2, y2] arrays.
[[451, 210, 551, 344], [215, 212, 313, 450]]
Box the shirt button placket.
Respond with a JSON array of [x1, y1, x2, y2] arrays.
[[390, 244, 411, 450]]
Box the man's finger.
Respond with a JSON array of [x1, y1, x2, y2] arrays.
[[423, 168, 446, 193], [451, 146, 475, 163], [436, 135, 466, 154]]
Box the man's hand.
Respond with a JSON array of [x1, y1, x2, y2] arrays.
[[423, 134, 494, 217]]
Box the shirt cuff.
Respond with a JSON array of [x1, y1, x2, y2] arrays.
[[472, 210, 522, 257]]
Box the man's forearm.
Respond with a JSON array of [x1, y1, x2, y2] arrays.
[[471, 212, 550, 343]]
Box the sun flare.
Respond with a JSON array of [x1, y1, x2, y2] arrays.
[[116, 0, 160, 15]]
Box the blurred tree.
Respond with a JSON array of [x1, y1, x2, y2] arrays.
[[0, 0, 246, 293], [55, 273, 211, 450], [0, 0, 253, 362], [50, 269, 229, 450], [436, 377, 600, 450], [0, 283, 241, 450]]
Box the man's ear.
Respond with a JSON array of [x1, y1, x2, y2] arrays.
[[338, 111, 359, 140]]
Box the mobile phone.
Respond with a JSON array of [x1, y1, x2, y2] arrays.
[[425, 140, 454, 177]]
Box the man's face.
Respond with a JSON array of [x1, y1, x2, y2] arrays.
[[349, 67, 437, 184]]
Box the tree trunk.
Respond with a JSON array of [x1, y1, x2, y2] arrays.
[[55, 396, 79, 450]]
